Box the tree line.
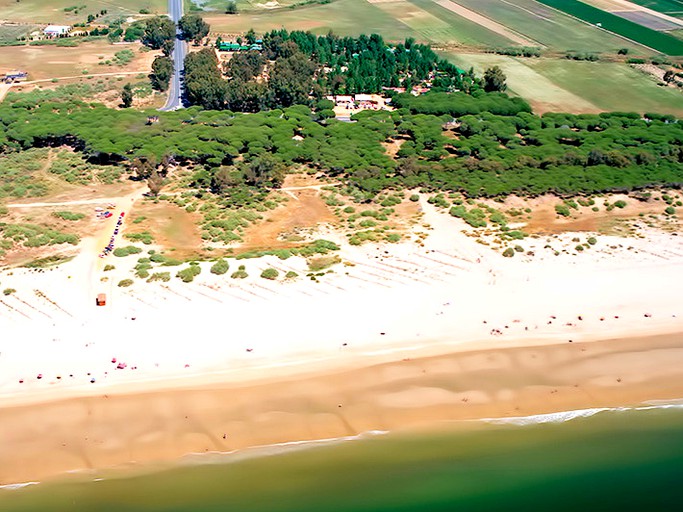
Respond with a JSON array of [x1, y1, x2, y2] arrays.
[[1, 91, 681, 203]]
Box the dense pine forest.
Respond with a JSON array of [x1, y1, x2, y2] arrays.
[[185, 32, 474, 112], [1, 87, 682, 203]]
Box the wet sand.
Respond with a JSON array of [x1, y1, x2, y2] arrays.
[[2, 332, 682, 485]]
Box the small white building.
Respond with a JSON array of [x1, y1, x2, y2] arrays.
[[43, 25, 71, 38]]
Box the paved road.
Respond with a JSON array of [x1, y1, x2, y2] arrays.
[[160, 0, 186, 111]]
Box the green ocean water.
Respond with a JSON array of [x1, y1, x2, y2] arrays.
[[2, 405, 683, 511]]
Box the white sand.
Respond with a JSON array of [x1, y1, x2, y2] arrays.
[[1, 198, 682, 406]]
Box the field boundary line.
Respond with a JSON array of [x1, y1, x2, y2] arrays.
[[530, 0, 659, 53], [434, 0, 543, 47]]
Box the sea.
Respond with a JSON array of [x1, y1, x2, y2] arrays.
[[1, 403, 682, 511]]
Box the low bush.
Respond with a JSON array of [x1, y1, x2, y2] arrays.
[[113, 245, 143, 257], [3, 288, 16, 295], [308, 255, 340, 271], [53, 211, 85, 221], [118, 279, 133, 287], [260, 268, 279, 280], [555, 205, 571, 217], [285, 270, 298, 279], [124, 232, 154, 245], [210, 258, 230, 275], [665, 206, 676, 215], [147, 272, 171, 282], [502, 248, 514, 257], [231, 264, 248, 279], [103, 264, 115, 271], [587, 237, 597, 245], [177, 265, 201, 283]]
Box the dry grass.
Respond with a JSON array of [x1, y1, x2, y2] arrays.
[[125, 200, 205, 260], [0, 41, 157, 81]]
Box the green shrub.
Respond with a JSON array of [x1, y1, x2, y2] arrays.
[[514, 245, 524, 252], [614, 200, 627, 209], [53, 211, 85, 221], [103, 264, 115, 271], [118, 279, 133, 287], [260, 268, 279, 280], [177, 265, 201, 283], [147, 272, 171, 282], [502, 248, 515, 258], [132, 216, 146, 224], [231, 265, 248, 279], [409, 194, 419, 202], [665, 206, 676, 215], [575, 245, 584, 252], [343, 206, 355, 214], [308, 255, 340, 271], [124, 232, 154, 245], [113, 246, 143, 257], [285, 271, 298, 279], [555, 205, 571, 217], [587, 237, 597, 245], [3, 288, 16, 295], [210, 258, 229, 275], [386, 233, 401, 243]]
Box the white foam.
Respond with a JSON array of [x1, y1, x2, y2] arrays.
[[480, 400, 683, 426], [181, 429, 389, 466], [0, 481, 39, 491]]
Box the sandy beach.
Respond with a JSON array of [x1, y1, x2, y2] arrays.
[[1, 198, 683, 484]]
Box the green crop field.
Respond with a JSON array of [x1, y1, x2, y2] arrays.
[[448, 53, 683, 116], [536, 0, 683, 55], [205, 0, 421, 41], [394, 0, 512, 45], [0, 24, 37, 45], [629, 0, 683, 16], [0, 0, 167, 24], [527, 59, 683, 115], [448, 0, 648, 52], [206, 0, 520, 46], [447, 53, 600, 113]]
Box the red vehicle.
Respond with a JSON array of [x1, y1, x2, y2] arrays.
[[103, 212, 113, 218]]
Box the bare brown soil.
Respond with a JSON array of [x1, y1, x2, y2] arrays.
[[240, 190, 337, 251], [125, 200, 205, 259]]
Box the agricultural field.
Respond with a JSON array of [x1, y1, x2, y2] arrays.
[[536, 0, 683, 54], [195, 0, 302, 11], [0, 40, 156, 81], [443, 0, 648, 52], [449, 52, 683, 116], [205, 0, 664, 52], [0, 24, 37, 45], [629, 0, 683, 17], [0, 0, 167, 24], [204, 0, 420, 41]]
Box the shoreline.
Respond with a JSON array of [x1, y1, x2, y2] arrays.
[[1, 199, 682, 486], [2, 330, 683, 485]]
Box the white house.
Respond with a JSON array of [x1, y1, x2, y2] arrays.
[[43, 25, 71, 38]]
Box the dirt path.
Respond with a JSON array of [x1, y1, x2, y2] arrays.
[[279, 182, 341, 191], [434, 0, 539, 47], [7, 198, 129, 208]]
